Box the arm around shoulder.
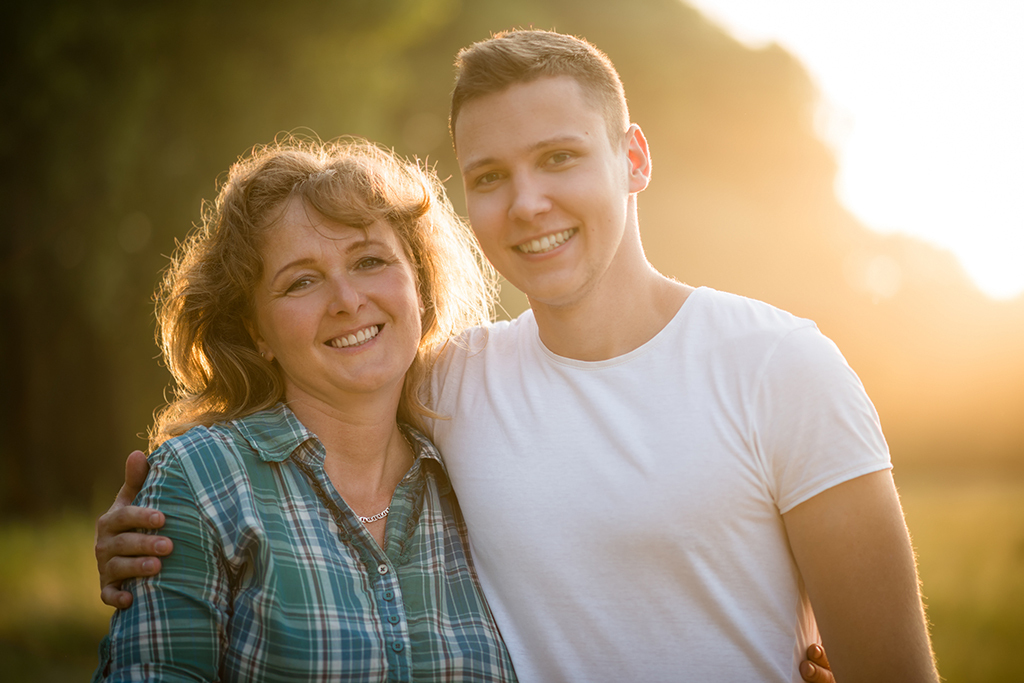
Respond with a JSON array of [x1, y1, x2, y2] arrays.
[[96, 443, 228, 681], [95, 450, 173, 609], [783, 470, 939, 683]]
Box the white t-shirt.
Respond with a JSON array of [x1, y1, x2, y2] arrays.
[[429, 287, 891, 682]]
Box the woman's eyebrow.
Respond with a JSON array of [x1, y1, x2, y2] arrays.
[[269, 237, 393, 282]]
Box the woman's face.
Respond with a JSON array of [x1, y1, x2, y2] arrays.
[[250, 197, 422, 412]]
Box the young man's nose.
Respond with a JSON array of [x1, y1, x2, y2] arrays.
[[508, 174, 553, 222]]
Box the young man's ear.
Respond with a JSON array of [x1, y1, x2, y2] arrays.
[[625, 124, 652, 193]]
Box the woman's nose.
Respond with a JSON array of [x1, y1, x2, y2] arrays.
[[328, 274, 366, 315]]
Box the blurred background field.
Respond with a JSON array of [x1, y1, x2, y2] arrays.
[[3, 0, 1022, 680], [3, 471, 1022, 681], [903, 473, 1024, 681], [0, 514, 109, 681]]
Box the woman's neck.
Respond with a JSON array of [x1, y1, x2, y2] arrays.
[[284, 392, 414, 521]]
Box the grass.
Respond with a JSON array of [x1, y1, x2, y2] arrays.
[[1, 472, 1021, 681], [0, 513, 114, 681], [898, 471, 1024, 682]]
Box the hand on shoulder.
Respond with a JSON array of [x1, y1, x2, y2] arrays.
[[95, 450, 172, 609]]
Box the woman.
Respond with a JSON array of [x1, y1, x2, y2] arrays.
[[93, 138, 516, 681]]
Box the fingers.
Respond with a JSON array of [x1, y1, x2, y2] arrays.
[[799, 661, 834, 683], [99, 450, 161, 544], [98, 504, 166, 537], [96, 528, 173, 566], [807, 643, 831, 670], [98, 554, 164, 609], [96, 449, 166, 563], [104, 553, 164, 583], [95, 505, 168, 568], [100, 584, 135, 610], [116, 450, 151, 506], [98, 552, 167, 609], [95, 507, 172, 609], [799, 644, 834, 683], [96, 530, 172, 597], [95, 450, 164, 610]]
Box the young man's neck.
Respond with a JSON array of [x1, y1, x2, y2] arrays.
[[530, 264, 692, 362]]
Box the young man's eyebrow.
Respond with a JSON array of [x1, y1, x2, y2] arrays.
[[528, 134, 588, 151], [461, 135, 589, 175]]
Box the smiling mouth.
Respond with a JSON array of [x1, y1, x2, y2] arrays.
[[327, 324, 382, 349], [515, 228, 576, 254]]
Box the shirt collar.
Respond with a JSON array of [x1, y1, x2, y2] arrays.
[[233, 403, 317, 463], [402, 424, 453, 495], [232, 403, 453, 493]]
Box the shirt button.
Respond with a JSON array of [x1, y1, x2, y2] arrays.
[[391, 642, 405, 652], [388, 615, 400, 624], [377, 563, 389, 575], [383, 590, 395, 601]]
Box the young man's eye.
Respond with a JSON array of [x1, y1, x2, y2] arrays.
[[546, 152, 573, 166], [474, 171, 502, 188]]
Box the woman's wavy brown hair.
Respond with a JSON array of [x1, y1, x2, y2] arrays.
[[150, 136, 496, 448]]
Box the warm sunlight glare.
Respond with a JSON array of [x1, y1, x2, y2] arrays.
[[686, 0, 1024, 299]]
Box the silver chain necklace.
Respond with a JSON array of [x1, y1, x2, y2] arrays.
[[357, 431, 415, 524], [358, 507, 389, 524]]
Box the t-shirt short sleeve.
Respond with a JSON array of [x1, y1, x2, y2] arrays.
[[752, 324, 892, 513]]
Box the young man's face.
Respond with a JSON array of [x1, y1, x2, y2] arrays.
[[454, 76, 648, 310]]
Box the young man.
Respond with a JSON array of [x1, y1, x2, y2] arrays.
[[97, 30, 937, 682]]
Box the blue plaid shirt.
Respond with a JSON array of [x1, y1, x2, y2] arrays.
[[94, 403, 516, 682]]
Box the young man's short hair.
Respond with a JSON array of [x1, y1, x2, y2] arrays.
[[449, 29, 630, 146]]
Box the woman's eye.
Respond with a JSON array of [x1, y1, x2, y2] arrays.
[[356, 257, 386, 270], [286, 277, 314, 292], [547, 152, 572, 165]]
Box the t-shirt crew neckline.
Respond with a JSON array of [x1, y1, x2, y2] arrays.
[[532, 286, 708, 369]]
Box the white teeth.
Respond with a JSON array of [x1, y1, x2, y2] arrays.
[[330, 325, 380, 348], [517, 229, 576, 254]]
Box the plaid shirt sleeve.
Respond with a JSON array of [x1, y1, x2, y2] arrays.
[[98, 437, 230, 681]]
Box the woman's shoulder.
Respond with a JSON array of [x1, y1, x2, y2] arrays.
[[148, 407, 290, 487], [152, 421, 246, 464]]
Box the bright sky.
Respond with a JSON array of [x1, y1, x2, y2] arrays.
[[686, 0, 1024, 300]]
